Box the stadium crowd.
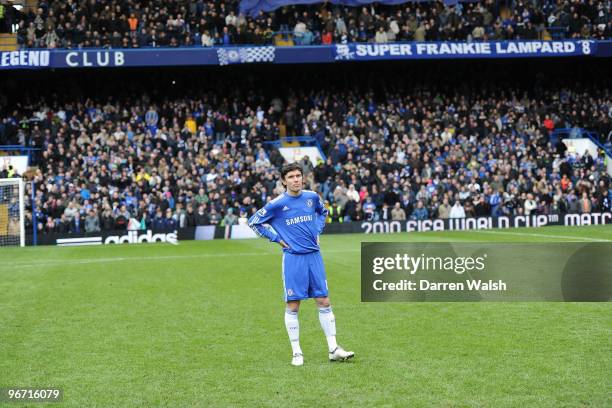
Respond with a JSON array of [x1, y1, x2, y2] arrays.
[[7, 0, 611, 49], [0, 66, 610, 234]]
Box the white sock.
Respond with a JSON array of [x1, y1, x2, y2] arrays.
[[318, 306, 338, 352], [285, 309, 302, 355]]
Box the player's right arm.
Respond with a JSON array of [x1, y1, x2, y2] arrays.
[[248, 203, 281, 243]]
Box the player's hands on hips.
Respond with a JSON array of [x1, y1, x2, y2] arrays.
[[279, 239, 290, 249]]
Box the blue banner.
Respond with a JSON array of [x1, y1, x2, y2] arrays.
[[333, 40, 597, 61], [0, 48, 217, 69], [275, 45, 333, 64], [0, 40, 604, 70], [598, 40, 612, 57]]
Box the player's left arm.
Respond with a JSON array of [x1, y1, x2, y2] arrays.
[[314, 193, 328, 235]]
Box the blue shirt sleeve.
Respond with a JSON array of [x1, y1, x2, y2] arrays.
[[314, 194, 328, 234], [248, 202, 280, 243]]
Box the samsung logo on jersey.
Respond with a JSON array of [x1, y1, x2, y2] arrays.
[[286, 215, 313, 225]]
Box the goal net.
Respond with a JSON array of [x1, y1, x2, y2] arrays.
[[0, 178, 25, 247]]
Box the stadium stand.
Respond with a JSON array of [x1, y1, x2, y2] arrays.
[[1, 60, 610, 234], [6, 0, 611, 49]]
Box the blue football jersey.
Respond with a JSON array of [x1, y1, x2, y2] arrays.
[[248, 190, 328, 254]]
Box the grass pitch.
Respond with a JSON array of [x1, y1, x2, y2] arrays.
[[1, 225, 611, 407]]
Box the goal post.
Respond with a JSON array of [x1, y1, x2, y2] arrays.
[[0, 178, 25, 247]]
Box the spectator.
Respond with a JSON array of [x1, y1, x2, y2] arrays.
[[328, 202, 343, 223], [85, 210, 101, 233], [579, 192, 592, 213], [410, 200, 428, 220], [391, 202, 406, 221], [375, 26, 388, 43], [437, 197, 452, 219], [195, 205, 211, 226], [222, 207, 238, 226], [152, 209, 165, 230], [63, 201, 79, 221], [164, 208, 178, 230], [57, 214, 71, 233], [450, 201, 466, 219], [70, 212, 83, 234], [322, 30, 332, 45], [524, 193, 537, 215], [363, 197, 376, 221], [474, 195, 491, 217], [209, 208, 221, 225], [238, 209, 249, 225], [185, 206, 197, 227], [346, 184, 360, 203], [101, 210, 114, 231], [45, 217, 55, 234]]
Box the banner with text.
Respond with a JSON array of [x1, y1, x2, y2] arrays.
[[26, 212, 612, 245], [333, 40, 596, 61], [361, 242, 612, 302], [324, 212, 612, 235], [0, 40, 604, 70]]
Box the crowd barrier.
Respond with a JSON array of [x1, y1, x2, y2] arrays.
[[29, 212, 612, 246]]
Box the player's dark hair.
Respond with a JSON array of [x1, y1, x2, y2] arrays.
[[281, 162, 303, 179]]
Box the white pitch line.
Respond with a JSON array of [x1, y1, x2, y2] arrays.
[[5, 252, 269, 268], [4, 249, 361, 269], [475, 230, 612, 242], [57, 242, 103, 247]]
